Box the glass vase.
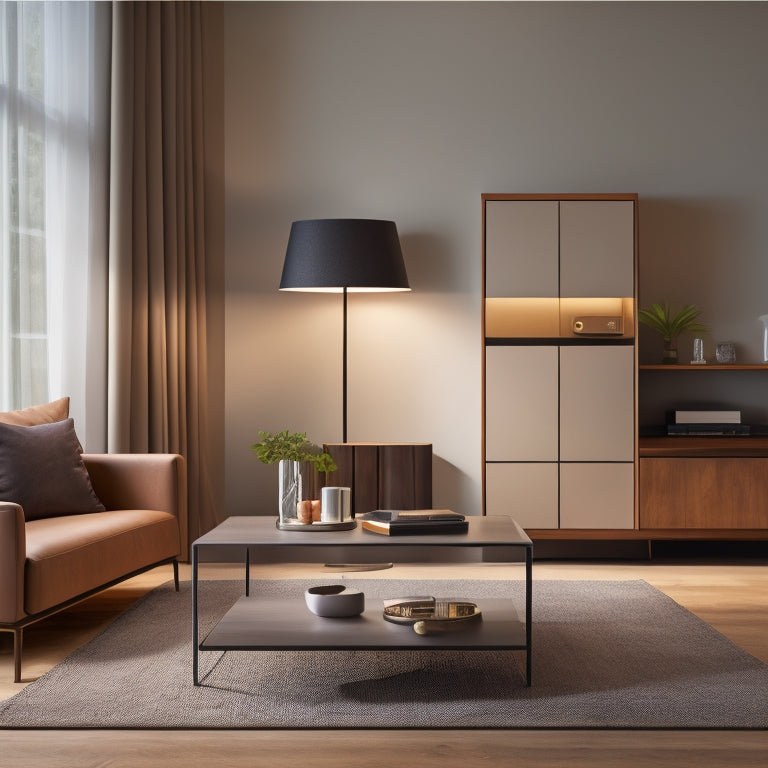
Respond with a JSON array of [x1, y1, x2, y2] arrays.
[[759, 315, 768, 363], [278, 459, 302, 526]]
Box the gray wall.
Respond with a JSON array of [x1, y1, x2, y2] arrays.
[[223, 1, 768, 516]]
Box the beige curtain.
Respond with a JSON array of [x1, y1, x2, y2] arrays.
[[107, 1, 222, 548]]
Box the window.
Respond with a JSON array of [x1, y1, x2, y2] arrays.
[[0, 3, 48, 408], [0, 2, 109, 447]]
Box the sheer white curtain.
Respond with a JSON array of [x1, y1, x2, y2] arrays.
[[0, 2, 110, 449]]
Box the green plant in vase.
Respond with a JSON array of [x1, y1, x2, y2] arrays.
[[251, 430, 337, 525], [638, 302, 708, 364], [250, 429, 336, 467]]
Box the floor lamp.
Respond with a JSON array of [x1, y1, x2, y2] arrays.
[[279, 219, 410, 443]]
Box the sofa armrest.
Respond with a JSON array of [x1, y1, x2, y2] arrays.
[[82, 454, 188, 558], [0, 502, 26, 623]]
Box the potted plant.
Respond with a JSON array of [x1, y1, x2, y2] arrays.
[[638, 302, 708, 364], [251, 430, 337, 526]]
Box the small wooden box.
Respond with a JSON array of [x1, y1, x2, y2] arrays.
[[322, 442, 432, 517]]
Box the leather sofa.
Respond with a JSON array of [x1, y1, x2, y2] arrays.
[[0, 452, 187, 683]]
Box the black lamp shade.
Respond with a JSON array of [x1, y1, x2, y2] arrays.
[[280, 219, 410, 292]]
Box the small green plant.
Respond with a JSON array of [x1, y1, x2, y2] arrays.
[[313, 451, 338, 484], [251, 430, 337, 473], [638, 302, 708, 341]]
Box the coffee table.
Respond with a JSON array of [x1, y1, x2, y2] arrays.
[[191, 515, 533, 686]]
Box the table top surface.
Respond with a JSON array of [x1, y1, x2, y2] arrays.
[[193, 514, 532, 548]]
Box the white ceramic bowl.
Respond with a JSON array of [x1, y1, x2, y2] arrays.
[[304, 585, 365, 618]]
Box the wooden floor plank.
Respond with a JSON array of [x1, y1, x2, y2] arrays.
[[2, 729, 768, 768]]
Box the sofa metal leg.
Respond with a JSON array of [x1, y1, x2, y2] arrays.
[[13, 628, 23, 684], [173, 559, 180, 591]]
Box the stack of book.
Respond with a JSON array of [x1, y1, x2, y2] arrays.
[[358, 509, 468, 536], [667, 410, 750, 436]]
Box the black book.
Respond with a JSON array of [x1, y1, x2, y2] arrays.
[[359, 509, 468, 536]]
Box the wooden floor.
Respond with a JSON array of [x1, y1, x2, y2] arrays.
[[2, 556, 767, 767]]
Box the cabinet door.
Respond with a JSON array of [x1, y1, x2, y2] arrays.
[[485, 346, 558, 461], [559, 200, 635, 297], [485, 200, 559, 298], [560, 463, 635, 529], [486, 462, 559, 528], [559, 346, 635, 462], [640, 457, 768, 529]]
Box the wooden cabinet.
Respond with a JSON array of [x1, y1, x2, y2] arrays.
[[638, 365, 768, 540], [482, 194, 638, 534], [640, 455, 768, 530]]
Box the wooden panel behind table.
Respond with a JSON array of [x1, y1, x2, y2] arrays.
[[324, 444, 355, 489], [413, 444, 433, 509], [351, 444, 378, 516], [324, 443, 432, 517], [379, 444, 414, 509]]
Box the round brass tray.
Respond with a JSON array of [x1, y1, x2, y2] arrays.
[[382, 597, 482, 635]]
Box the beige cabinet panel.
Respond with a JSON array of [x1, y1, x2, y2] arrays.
[[559, 463, 635, 529], [485, 201, 559, 298], [485, 346, 558, 461], [559, 346, 635, 462], [486, 462, 559, 529], [559, 201, 635, 297]]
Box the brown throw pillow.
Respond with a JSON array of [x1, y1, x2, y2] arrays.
[[0, 418, 105, 520], [0, 397, 70, 426]]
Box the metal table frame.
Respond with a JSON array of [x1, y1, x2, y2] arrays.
[[192, 515, 533, 686]]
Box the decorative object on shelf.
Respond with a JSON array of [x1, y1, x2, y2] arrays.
[[638, 302, 708, 364], [280, 219, 410, 442], [250, 430, 338, 528], [715, 342, 737, 364], [759, 315, 768, 362], [691, 337, 706, 365], [320, 486, 352, 523], [305, 585, 365, 617], [382, 596, 482, 634]]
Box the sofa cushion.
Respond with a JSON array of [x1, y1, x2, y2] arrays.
[[24, 509, 181, 614], [0, 397, 70, 426], [0, 418, 105, 520]]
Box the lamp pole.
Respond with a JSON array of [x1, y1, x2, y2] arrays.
[[342, 287, 348, 443]]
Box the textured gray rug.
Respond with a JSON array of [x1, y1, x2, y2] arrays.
[[1, 578, 767, 729]]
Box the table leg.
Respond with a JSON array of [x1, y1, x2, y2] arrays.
[[525, 545, 532, 686], [192, 544, 200, 686], [245, 546, 250, 596]]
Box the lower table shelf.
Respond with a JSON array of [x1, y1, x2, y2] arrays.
[[201, 596, 527, 651]]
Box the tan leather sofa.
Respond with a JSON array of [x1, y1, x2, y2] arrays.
[[0, 453, 187, 683]]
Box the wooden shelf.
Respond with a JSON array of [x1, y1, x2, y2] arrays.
[[639, 364, 768, 370], [639, 436, 768, 457], [201, 596, 527, 652]]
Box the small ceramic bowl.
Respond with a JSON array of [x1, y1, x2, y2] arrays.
[[304, 585, 365, 618]]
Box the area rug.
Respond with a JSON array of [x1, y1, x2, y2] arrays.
[[1, 578, 767, 729]]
